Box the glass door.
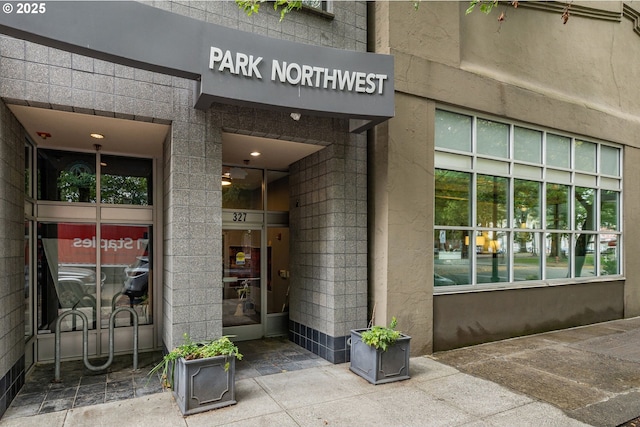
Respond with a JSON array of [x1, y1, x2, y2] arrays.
[[222, 228, 263, 339], [266, 227, 289, 336], [220, 166, 290, 339]]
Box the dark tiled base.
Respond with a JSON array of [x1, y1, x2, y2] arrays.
[[4, 352, 163, 419], [0, 356, 25, 419], [289, 320, 350, 364], [235, 337, 330, 379]]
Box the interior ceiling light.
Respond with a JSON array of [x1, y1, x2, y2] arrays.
[[90, 133, 105, 139], [250, 151, 261, 157], [36, 131, 51, 140]]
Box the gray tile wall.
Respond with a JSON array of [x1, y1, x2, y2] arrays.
[[0, 0, 369, 363], [162, 85, 223, 350], [0, 100, 27, 416], [289, 131, 368, 361], [0, 30, 210, 351], [145, 1, 367, 52]]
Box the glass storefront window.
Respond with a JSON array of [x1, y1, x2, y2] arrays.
[[38, 149, 96, 202], [546, 184, 569, 230], [575, 233, 596, 277], [546, 134, 570, 169], [546, 232, 570, 279], [575, 187, 595, 231], [601, 190, 618, 231], [514, 127, 542, 164], [601, 145, 620, 176], [476, 230, 508, 284], [100, 155, 153, 205], [435, 110, 472, 152], [435, 170, 471, 227], [434, 229, 471, 286], [24, 221, 32, 339], [434, 108, 622, 289], [477, 118, 509, 158], [103, 225, 152, 327], [514, 180, 541, 229], [38, 222, 99, 332], [600, 237, 619, 275], [513, 232, 541, 281], [575, 140, 596, 173], [222, 167, 263, 210], [37, 222, 153, 332], [476, 175, 508, 228]]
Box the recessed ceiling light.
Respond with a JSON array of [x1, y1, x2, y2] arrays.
[[250, 151, 261, 157], [90, 133, 105, 139]]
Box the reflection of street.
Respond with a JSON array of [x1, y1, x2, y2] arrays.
[[435, 252, 595, 285], [100, 265, 150, 328]]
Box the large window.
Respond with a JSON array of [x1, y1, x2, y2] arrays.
[[434, 109, 622, 291], [34, 149, 155, 334], [37, 149, 152, 205]]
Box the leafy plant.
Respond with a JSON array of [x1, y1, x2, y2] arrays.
[[360, 317, 402, 351], [466, 0, 500, 15], [149, 334, 243, 389], [236, 0, 302, 21]]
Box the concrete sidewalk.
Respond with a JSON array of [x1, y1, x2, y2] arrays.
[[0, 355, 587, 427], [2, 317, 640, 426], [432, 316, 640, 427]]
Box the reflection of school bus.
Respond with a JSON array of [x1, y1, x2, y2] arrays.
[[465, 233, 501, 254]]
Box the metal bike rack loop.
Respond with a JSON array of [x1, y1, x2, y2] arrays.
[[54, 307, 139, 382]]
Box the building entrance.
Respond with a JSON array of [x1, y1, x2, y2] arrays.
[[220, 133, 325, 340], [220, 166, 291, 340]]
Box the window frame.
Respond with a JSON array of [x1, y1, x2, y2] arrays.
[[301, 0, 334, 17], [434, 107, 623, 294]]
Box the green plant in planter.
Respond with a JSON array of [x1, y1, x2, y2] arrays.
[[149, 334, 243, 389], [360, 316, 402, 351]]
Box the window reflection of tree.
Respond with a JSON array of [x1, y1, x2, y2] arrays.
[[574, 187, 595, 277], [546, 184, 569, 259], [434, 170, 471, 227]]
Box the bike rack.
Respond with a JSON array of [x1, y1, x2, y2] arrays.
[[54, 307, 139, 382]]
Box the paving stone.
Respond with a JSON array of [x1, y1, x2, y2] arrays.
[[542, 324, 625, 344], [288, 387, 475, 427], [460, 358, 609, 410], [567, 391, 640, 427], [483, 401, 592, 426], [570, 329, 640, 363], [417, 372, 532, 418], [507, 346, 640, 393]]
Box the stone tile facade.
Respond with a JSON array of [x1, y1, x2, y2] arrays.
[[0, 101, 27, 417], [0, 2, 371, 403]]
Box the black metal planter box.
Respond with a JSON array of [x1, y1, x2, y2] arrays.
[[173, 355, 237, 415], [349, 329, 411, 385]]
